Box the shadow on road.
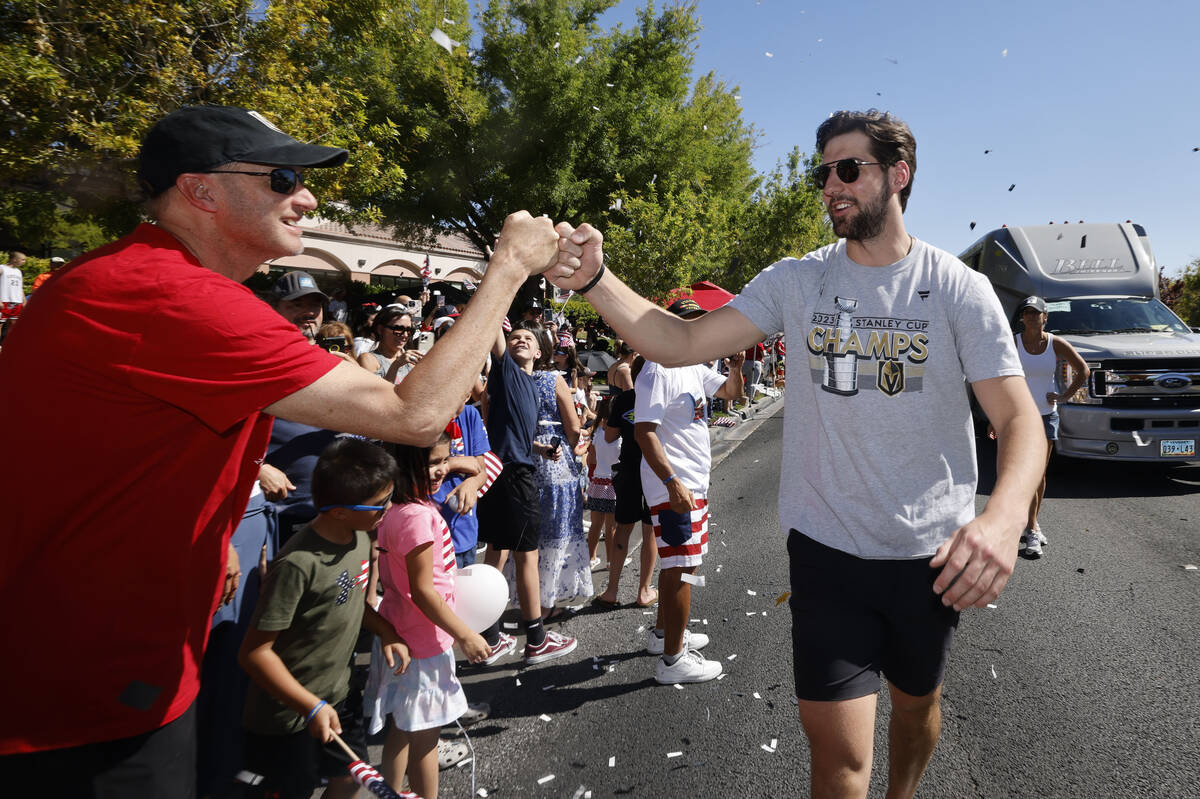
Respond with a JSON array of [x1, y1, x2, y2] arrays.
[[974, 434, 1200, 499]]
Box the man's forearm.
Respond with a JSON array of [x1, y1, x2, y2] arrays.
[[987, 412, 1047, 524], [578, 270, 695, 366], [393, 260, 524, 436]]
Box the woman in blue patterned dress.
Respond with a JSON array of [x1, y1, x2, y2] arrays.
[[531, 333, 592, 617]]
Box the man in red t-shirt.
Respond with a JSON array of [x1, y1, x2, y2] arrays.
[[0, 105, 559, 796]]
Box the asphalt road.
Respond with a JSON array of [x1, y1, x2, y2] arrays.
[[423, 405, 1200, 798]]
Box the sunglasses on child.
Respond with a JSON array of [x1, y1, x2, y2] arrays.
[[203, 167, 305, 195], [809, 158, 885, 189], [318, 491, 393, 513]]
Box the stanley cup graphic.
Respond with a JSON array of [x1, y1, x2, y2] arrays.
[[822, 296, 859, 396]]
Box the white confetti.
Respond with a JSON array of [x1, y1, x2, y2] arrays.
[[674, 684, 685, 690], [571, 787, 587, 799], [727, 654, 738, 660], [574, 55, 583, 64], [457, 757, 473, 768], [746, 611, 757, 616], [608, 756, 616, 767], [753, 692, 762, 700], [553, 41, 560, 50], [624, 557, 633, 566], [769, 738, 778, 749], [606, 82, 615, 87], [990, 665, 998, 680], [1001, 48, 1008, 57], [986, 603, 998, 609], [702, 618, 708, 625], [1184, 564, 1198, 570], [667, 751, 683, 759], [478, 789, 488, 797], [747, 590, 757, 596], [538, 774, 555, 785], [636, 625, 646, 633], [592, 105, 601, 112], [765, 51, 773, 57], [431, 28, 460, 53], [761, 743, 775, 753], [717, 673, 727, 680], [539, 714, 552, 722], [543, 685, 555, 691], [515, 678, 521, 686], [681, 573, 706, 587], [609, 198, 623, 211]]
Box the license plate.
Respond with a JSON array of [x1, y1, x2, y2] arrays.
[[1160, 439, 1196, 457]]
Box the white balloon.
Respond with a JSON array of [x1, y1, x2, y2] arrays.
[[455, 564, 509, 632]]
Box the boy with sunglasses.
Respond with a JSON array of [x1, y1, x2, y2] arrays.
[[548, 109, 1045, 799], [237, 438, 411, 799]]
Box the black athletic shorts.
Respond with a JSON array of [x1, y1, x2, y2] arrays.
[[238, 698, 367, 799], [612, 463, 651, 526], [477, 463, 541, 552], [787, 529, 960, 701]]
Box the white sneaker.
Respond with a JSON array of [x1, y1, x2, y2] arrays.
[[655, 649, 722, 684], [1022, 528, 1043, 559], [646, 628, 709, 655], [1035, 527, 1048, 546]]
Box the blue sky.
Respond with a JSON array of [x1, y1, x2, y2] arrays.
[[578, 0, 1197, 276]]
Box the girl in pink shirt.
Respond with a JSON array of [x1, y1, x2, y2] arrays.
[[365, 432, 490, 799]]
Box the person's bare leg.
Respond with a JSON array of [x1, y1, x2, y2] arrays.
[[512, 549, 541, 623], [656, 566, 693, 655], [885, 683, 943, 799], [406, 726, 442, 799], [381, 724, 409, 790], [587, 509, 604, 562], [797, 693, 877, 799], [602, 512, 617, 568], [597, 522, 634, 602], [1028, 447, 1053, 530], [483, 545, 509, 574], [637, 521, 658, 606]]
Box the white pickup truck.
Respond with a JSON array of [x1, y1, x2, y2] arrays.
[[960, 222, 1200, 462]]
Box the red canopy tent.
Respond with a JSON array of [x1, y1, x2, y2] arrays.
[[665, 280, 735, 311]]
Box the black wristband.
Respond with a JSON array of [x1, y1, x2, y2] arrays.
[[578, 260, 606, 294]]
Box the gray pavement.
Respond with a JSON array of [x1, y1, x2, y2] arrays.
[[353, 403, 1200, 797]]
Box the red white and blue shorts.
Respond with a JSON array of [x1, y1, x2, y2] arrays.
[[0, 302, 22, 321], [650, 494, 708, 570]]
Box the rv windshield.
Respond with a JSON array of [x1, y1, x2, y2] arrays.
[[1044, 298, 1191, 336]]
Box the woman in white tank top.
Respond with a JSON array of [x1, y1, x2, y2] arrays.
[[1012, 296, 1090, 558]]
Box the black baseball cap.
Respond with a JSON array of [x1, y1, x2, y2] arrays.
[[138, 106, 349, 196], [666, 297, 706, 318], [1019, 296, 1048, 313], [271, 271, 328, 303]]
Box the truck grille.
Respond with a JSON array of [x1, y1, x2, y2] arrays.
[[1094, 365, 1200, 406]]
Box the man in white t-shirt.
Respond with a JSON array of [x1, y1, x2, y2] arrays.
[[636, 297, 745, 685], [549, 110, 1045, 798]]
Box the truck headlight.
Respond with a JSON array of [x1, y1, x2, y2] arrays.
[[1060, 362, 1102, 405]]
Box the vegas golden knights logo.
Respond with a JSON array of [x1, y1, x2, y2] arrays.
[[878, 360, 904, 396]]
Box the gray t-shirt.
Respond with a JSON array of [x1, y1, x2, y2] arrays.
[[730, 238, 1021, 558]]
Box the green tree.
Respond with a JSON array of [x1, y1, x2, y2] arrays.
[[1168, 257, 1200, 327], [0, 0, 423, 246]]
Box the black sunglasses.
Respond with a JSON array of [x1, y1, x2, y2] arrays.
[[203, 167, 305, 195], [810, 158, 885, 189], [387, 325, 414, 334]]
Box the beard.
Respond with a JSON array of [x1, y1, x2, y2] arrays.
[[829, 181, 890, 241]]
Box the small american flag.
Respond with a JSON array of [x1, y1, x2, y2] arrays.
[[479, 451, 503, 497], [421, 253, 432, 287], [347, 759, 420, 798]]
